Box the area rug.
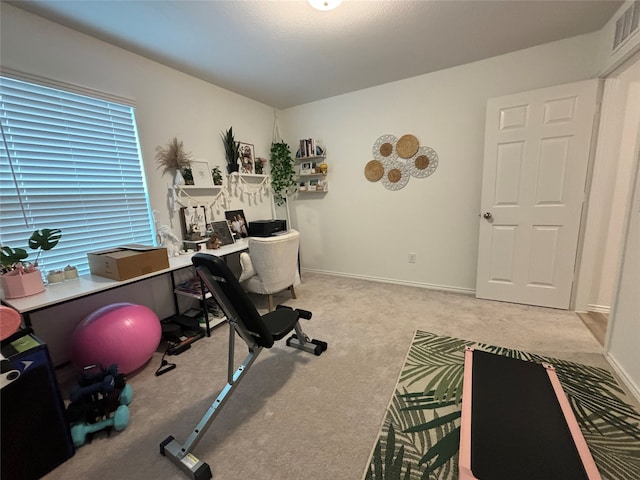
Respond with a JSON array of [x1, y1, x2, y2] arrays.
[[364, 330, 640, 480]]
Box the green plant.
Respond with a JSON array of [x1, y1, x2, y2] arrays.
[[211, 166, 223, 185], [155, 137, 193, 176], [1, 228, 62, 271], [221, 127, 240, 170], [270, 142, 297, 205]]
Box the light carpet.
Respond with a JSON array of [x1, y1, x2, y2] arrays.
[[45, 272, 636, 479], [364, 330, 640, 480]]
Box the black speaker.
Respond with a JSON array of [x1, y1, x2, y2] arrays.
[[1, 329, 75, 479]]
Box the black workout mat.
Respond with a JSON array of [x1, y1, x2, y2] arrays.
[[469, 350, 589, 480]]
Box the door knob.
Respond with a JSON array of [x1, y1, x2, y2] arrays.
[[483, 212, 493, 219]]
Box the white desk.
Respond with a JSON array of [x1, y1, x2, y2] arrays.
[[2, 239, 249, 326]]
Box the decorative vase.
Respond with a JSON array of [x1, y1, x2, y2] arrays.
[[47, 271, 65, 284], [64, 266, 78, 280], [174, 169, 185, 186], [1, 270, 45, 298], [227, 164, 239, 174]]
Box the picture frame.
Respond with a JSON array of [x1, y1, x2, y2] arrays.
[[300, 162, 313, 175], [179, 206, 207, 240], [191, 160, 214, 187], [209, 221, 235, 246], [225, 209, 249, 238], [237, 142, 255, 174]]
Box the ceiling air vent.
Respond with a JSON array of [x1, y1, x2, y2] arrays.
[[613, 1, 640, 51]]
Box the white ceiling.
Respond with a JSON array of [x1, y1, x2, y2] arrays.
[[7, 0, 623, 109]]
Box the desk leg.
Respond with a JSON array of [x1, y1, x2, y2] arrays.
[[200, 278, 211, 337], [169, 271, 180, 316]]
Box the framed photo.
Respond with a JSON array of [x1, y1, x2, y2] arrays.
[[179, 206, 207, 240], [300, 162, 313, 175], [237, 142, 255, 174], [225, 209, 249, 238], [209, 221, 235, 246], [191, 160, 214, 187]]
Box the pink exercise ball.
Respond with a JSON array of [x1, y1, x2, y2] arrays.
[[71, 303, 161, 374]]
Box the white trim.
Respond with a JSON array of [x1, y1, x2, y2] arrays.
[[300, 268, 475, 295], [587, 304, 611, 314], [0, 67, 136, 107], [606, 352, 640, 404]]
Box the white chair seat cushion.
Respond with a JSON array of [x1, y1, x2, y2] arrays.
[[238, 252, 256, 283]]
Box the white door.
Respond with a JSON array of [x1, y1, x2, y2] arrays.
[[476, 80, 599, 309]]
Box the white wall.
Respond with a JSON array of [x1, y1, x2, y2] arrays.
[[605, 65, 640, 401], [279, 34, 602, 292], [0, 4, 276, 363], [1, 4, 276, 234]]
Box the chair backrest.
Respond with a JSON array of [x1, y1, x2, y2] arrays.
[[192, 253, 275, 348], [246, 230, 300, 293]]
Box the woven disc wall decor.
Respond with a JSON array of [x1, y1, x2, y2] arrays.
[[406, 146, 439, 178], [382, 159, 410, 190], [365, 160, 385, 182], [373, 134, 398, 162], [396, 134, 419, 158]]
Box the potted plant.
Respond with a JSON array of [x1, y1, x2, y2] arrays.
[[221, 127, 240, 174], [155, 137, 194, 185], [211, 166, 223, 185], [270, 142, 297, 205], [1, 228, 62, 298]]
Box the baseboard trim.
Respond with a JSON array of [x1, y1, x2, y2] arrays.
[[588, 304, 611, 314], [300, 268, 475, 295], [605, 352, 640, 405]]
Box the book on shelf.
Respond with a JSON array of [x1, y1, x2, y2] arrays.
[[298, 138, 323, 158]]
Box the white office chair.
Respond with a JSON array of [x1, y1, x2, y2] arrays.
[[238, 229, 301, 311]]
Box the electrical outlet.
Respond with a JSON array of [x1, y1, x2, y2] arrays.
[[408, 252, 417, 263]]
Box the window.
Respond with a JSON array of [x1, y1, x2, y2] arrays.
[[0, 75, 155, 276]]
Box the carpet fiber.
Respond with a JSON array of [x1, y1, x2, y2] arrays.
[[364, 330, 640, 480]]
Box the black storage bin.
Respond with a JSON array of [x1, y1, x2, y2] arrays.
[[1, 329, 75, 479]]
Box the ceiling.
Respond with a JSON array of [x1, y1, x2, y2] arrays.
[[7, 0, 623, 109]]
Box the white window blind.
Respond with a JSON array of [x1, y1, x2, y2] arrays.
[[0, 75, 154, 276]]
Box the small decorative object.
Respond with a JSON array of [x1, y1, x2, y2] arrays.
[[238, 143, 255, 174], [221, 127, 240, 174], [254, 157, 266, 175], [206, 234, 222, 250], [155, 137, 194, 186], [157, 225, 181, 257], [191, 160, 214, 187], [47, 270, 65, 284], [320, 162, 328, 175], [182, 168, 194, 185], [64, 265, 79, 280], [211, 166, 223, 185]]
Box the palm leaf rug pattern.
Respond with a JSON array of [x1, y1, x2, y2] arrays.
[[364, 331, 640, 480]]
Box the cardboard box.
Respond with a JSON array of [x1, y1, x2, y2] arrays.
[[87, 245, 169, 281]]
